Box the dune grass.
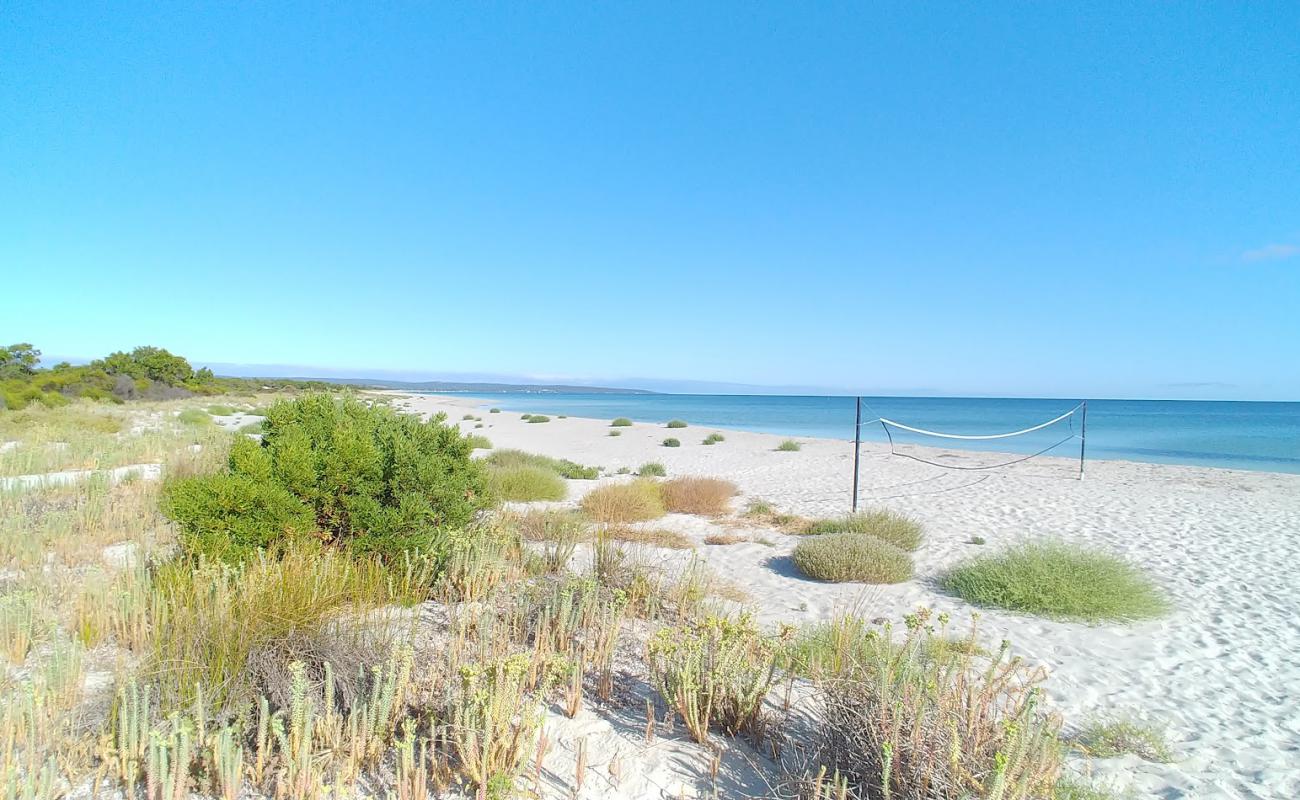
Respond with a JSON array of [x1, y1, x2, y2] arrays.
[[465, 434, 492, 450], [604, 525, 694, 549], [941, 540, 1168, 622], [485, 465, 566, 502], [580, 479, 666, 523], [775, 439, 801, 452], [610, 417, 633, 427], [704, 533, 747, 545], [483, 449, 600, 479], [1073, 716, 1174, 762], [662, 437, 680, 448], [701, 433, 725, 445], [177, 408, 211, 426], [206, 404, 236, 416], [526, 415, 551, 423], [793, 533, 914, 584], [637, 462, 666, 477], [665, 419, 688, 429], [804, 509, 923, 551], [659, 477, 738, 516]]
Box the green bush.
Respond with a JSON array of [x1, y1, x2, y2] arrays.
[[776, 439, 801, 451], [489, 408, 501, 413], [465, 434, 492, 450], [177, 408, 211, 426], [804, 510, 923, 551], [161, 393, 491, 562], [637, 462, 666, 477], [941, 541, 1168, 622], [207, 404, 236, 416], [484, 449, 599, 479], [793, 534, 913, 583], [526, 415, 551, 423], [665, 419, 688, 429], [462, 413, 476, 420], [1073, 716, 1173, 762], [702, 433, 725, 445], [608, 430, 621, 437], [662, 438, 680, 448], [486, 465, 566, 502], [161, 472, 316, 563], [610, 418, 633, 427]]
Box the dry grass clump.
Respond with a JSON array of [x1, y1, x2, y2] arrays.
[[704, 533, 747, 545], [659, 476, 738, 516], [603, 525, 694, 549], [804, 509, 923, 551], [941, 540, 1168, 622], [804, 609, 1065, 800], [579, 479, 666, 523], [793, 533, 913, 584], [740, 498, 810, 533]]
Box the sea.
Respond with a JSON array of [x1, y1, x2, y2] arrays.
[[441, 393, 1300, 474]]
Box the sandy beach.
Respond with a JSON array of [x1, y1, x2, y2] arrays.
[[386, 391, 1300, 800]]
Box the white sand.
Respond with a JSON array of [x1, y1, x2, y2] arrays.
[[391, 392, 1300, 799]]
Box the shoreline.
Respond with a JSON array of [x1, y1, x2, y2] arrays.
[[379, 390, 1300, 798]]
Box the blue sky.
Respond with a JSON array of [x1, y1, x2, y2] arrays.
[[2, 2, 1298, 399]]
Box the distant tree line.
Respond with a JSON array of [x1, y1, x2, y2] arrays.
[[0, 342, 331, 410]]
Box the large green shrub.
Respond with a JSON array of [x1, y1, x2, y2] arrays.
[[162, 394, 491, 562]]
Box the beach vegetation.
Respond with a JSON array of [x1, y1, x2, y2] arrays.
[[1073, 716, 1174, 762], [610, 417, 633, 427], [662, 437, 680, 447], [659, 476, 738, 516], [637, 461, 666, 477], [484, 448, 600, 479], [177, 407, 211, 425], [604, 525, 694, 549], [486, 465, 566, 502], [465, 434, 492, 450], [489, 407, 501, 413], [793, 533, 914, 583], [741, 498, 811, 532], [647, 614, 780, 742], [704, 533, 747, 545], [776, 439, 802, 451], [804, 509, 923, 551], [665, 419, 688, 428], [462, 413, 475, 420], [580, 479, 666, 523], [941, 540, 1168, 622], [526, 414, 551, 423], [207, 404, 236, 416], [608, 429, 621, 436], [162, 393, 490, 562], [969, 535, 986, 545], [702, 432, 725, 445]]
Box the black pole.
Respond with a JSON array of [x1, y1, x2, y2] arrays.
[[1078, 400, 1088, 480], [852, 396, 862, 511]]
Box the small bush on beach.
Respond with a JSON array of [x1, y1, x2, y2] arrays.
[[177, 408, 211, 426], [793, 533, 914, 583], [1073, 716, 1174, 762], [775, 439, 801, 451], [580, 479, 666, 523], [608, 430, 621, 437], [941, 540, 1168, 622], [605, 525, 694, 549], [484, 449, 599, 479], [489, 407, 500, 413], [465, 434, 492, 450], [665, 419, 688, 428], [526, 414, 550, 423], [804, 510, 923, 551], [637, 462, 666, 477], [662, 437, 680, 448], [162, 394, 490, 562], [610, 417, 633, 427], [659, 477, 738, 516], [486, 465, 567, 502], [702, 433, 724, 445], [462, 413, 475, 420]]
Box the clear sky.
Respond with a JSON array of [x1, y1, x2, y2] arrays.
[[3, 2, 1298, 399]]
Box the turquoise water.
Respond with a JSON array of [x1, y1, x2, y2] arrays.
[[447, 393, 1300, 474]]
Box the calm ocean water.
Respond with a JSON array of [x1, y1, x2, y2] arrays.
[[445, 393, 1300, 474]]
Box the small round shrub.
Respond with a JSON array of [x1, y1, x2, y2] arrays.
[[608, 430, 622, 437], [490, 408, 501, 413], [462, 413, 475, 420], [526, 415, 551, 423], [940, 541, 1167, 622], [521, 414, 533, 420], [776, 439, 801, 452], [637, 462, 667, 477], [580, 479, 666, 523], [660, 477, 738, 515], [792, 534, 914, 584], [666, 419, 688, 429], [803, 510, 922, 551], [207, 404, 236, 416], [610, 418, 633, 427], [662, 438, 681, 448], [702, 433, 725, 445], [486, 465, 567, 502]]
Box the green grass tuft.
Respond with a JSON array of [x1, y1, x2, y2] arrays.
[[665, 419, 688, 428], [489, 407, 501, 413], [941, 540, 1168, 622], [637, 462, 666, 477], [702, 433, 725, 445], [610, 417, 633, 427], [803, 510, 923, 551], [485, 465, 567, 502], [661, 438, 680, 448], [1073, 716, 1174, 762], [526, 415, 550, 423], [792, 533, 913, 583], [608, 430, 621, 437], [775, 439, 801, 451], [465, 434, 492, 450], [206, 404, 236, 416], [177, 408, 212, 426], [483, 449, 599, 479]]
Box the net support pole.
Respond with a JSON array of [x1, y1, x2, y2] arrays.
[[1078, 400, 1088, 480], [852, 396, 862, 511]]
